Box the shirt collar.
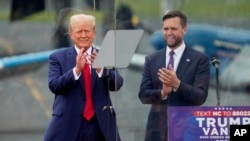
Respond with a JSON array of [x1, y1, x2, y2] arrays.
[[74, 45, 92, 55], [166, 41, 186, 57]]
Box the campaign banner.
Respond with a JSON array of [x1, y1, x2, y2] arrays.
[[168, 106, 250, 141]]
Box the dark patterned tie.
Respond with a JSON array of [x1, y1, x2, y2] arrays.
[[82, 61, 94, 120], [167, 50, 175, 70]]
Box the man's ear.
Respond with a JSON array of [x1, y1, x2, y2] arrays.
[[183, 26, 187, 35]]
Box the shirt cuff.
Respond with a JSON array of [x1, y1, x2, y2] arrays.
[[73, 67, 81, 80], [173, 81, 181, 92], [96, 68, 104, 78], [161, 90, 168, 100], [162, 95, 168, 100]]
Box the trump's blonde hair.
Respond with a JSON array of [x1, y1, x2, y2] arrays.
[[68, 14, 96, 32]]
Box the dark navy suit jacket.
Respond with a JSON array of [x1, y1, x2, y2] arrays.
[[44, 46, 123, 141], [139, 46, 210, 141]]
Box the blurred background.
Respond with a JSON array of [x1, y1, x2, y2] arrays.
[[0, 0, 250, 140]]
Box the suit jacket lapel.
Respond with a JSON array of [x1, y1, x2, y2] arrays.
[[153, 48, 167, 87], [159, 48, 167, 68], [176, 47, 192, 79], [67, 46, 77, 68]]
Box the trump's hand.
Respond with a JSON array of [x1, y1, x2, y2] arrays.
[[74, 48, 87, 75], [90, 49, 102, 73]]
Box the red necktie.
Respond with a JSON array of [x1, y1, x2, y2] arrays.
[[82, 62, 94, 120]]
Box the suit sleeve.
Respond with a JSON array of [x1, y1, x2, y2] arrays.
[[48, 53, 76, 94], [138, 55, 164, 104]]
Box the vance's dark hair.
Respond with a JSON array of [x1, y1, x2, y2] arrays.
[[162, 10, 187, 27]]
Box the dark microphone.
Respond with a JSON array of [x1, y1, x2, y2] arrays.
[[211, 54, 220, 68], [211, 54, 220, 106]]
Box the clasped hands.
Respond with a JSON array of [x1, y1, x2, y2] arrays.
[[158, 65, 180, 98], [74, 48, 101, 75]]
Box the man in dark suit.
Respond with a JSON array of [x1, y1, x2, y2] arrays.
[[44, 13, 123, 141], [138, 10, 210, 141]]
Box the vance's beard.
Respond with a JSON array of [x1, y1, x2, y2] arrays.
[[166, 38, 183, 48]]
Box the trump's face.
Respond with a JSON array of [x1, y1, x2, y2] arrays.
[[69, 19, 96, 50], [162, 17, 187, 49]]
